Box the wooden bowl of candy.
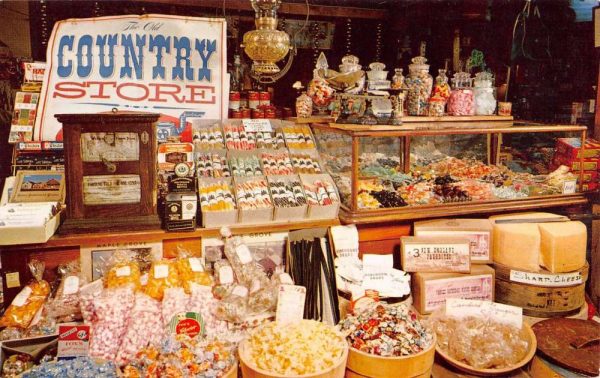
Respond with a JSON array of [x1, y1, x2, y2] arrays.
[[434, 322, 537, 376], [238, 320, 348, 378], [346, 333, 436, 378]]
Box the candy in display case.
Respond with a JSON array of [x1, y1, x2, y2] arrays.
[[311, 122, 588, 223]]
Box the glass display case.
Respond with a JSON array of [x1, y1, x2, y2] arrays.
[[312, 120, 589, 223]]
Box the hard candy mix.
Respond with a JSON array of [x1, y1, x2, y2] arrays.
[[245, 319, 346, 375], [338, 303, 433, 357]]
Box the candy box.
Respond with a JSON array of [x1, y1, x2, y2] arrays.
[[551, 154, 600, 172], [267, 174, 308, 221], [555, 138, 600, 160], [198, 177, 238, 228], [0, 334, 58, 370], [300, 173, 340, 220], [582, 182, 599, 192], [234, 175, 274, 224]]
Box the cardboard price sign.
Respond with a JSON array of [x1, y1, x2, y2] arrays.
[[57, 325, 90, 360]]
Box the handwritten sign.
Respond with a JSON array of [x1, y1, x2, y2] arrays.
[[562, 179, 577, 194], [445, 298, 523, 329], [275, 284, 306, 324], [58, 325, 90, 360], [35, 14, 228, 141], [510, 269, 583, 287], [242, 119, 272, 132]]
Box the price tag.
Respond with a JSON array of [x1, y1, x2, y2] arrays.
[[232, 285, 248, 297], [235, 244, 253, 264], [62, 276, 80, 296], [242, 119, 272, 132], [115, 266, 131, 277], [57, 325, 90, 360], [562, 179, 577, 194], [5, 272, 20, 288], [154, 264, 169, 279], [219, 266, 234, 284], [189, 258, 204, 272], [12, 286, 32, 307], [276, 284, 306, 324], [445, 298, 522, 329]]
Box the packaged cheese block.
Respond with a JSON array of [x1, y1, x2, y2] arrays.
[[490, 212, 564, 271], [411, 265, 495, 315], [414, 218, 493, 263], [401, 236, 471, 273], [538, 221, 587, 273]]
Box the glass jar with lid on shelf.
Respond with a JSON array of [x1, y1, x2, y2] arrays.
[[473, 72, 497, 115], [447, 71, 475, 116], [428, 69, 451, 117], [405, 56, 433, 116]]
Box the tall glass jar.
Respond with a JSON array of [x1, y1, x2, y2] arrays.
[[473, 72, 497, 115], [428, 69, 450, 117], [405, 57, 433, 116], [447, 72, 474, 116], [296, 92, 313, 118], [391, 68, 405, 90]]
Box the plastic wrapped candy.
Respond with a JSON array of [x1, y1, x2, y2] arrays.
[[428, 311, 529, 369], [116, 292, 164, 365], [104, 251, 142, 290], [338, 303, 433, 357], [189, 283, 229, 338], [176, 256, 213, 294], [20, 357, 117, 378], [79, 280, 103, 324], [220, 227, 270, 288], [215, 284, 249, 323], [162, 287, 190, 327], [89, 285, 135, 361], [247, 278, 277, 314], [0, 260, 50, 329], [144, 259, 181, 301], [2, 354, 33, 377], [45, 260, 87, 323]]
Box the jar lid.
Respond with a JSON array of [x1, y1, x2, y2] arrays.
[[408, 56, 430, 72], [369, 62, 386, 71], [341, 54, 360, 65]]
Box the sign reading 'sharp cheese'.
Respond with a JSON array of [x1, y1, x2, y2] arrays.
[[35, 14, 228, 141]]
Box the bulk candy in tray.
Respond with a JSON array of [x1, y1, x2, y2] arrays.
[[339, 303, 433, 357], [21, 357, 117, 378]]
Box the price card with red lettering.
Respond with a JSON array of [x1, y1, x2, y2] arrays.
[[57, 325, 90, 360], [168, 312, 205, 339]]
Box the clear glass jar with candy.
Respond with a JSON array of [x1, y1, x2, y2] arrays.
[[447, 71, 474, 116], [405, 56, 433, 116], [391, 68, 405, 90], [296, 92, 313, 118], [473, 72, 497, 115], [428, 69, 451, 117]]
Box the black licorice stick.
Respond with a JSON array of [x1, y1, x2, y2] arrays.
[[315, 238, 324, 321]]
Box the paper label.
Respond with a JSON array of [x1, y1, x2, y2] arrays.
[[276, 284, 306, 324], [5, 272, 20, 289], [80, 132, 139, 162], [189, 258, 204, 272], [57, 325, 90, 360], [63, 276, 80, 296], [279, 273, 294, 285], [423, 275, 494, 312], [402, 239, 470, 272], [218, 266, 234, 284], [235, 244, 253, 264], [509, 269, 583, 287], [416, 230, 490, 261], [140, 273, 149, 286], [83, 175, 141, 205], [154, 264, 169, 279], [562, 179, 577, 194], [242, 119, 272, 132], [250, 279, 261, 294], [169, 312, 205, 339], [12, 286, 32, 307], [446, 298, 523, 329], [115, 266, 131, 277], [232, 285, 248, 297]]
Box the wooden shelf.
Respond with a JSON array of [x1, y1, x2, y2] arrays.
[[316, 122, 587, 137], [12, 218, 340, 250], [338, 194, 588, 224]]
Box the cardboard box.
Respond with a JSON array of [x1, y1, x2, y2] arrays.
[[267, 174, 308, 221], [400, 236, 471, 273], [413, 219, 493, 264], [0, 211, 61, 245], [582, 182, 599, 192], [198, 177, 238, 228], [555, 138, 600, 160], [300, 173, 340, 220], [0, 334, 58, 368], [552, 154, 600, 172], [411, 264, 495, 315], [234, 176, 273, 224]]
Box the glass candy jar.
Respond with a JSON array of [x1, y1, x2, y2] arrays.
[[391, 68, 405, 90], [447, 72, 474, 116], [473, 72, 497, 115], [406, 56, 433, 116], [296, 92, 313, 118], [307, 77, 335, 115], [428, 69, 451, 117]]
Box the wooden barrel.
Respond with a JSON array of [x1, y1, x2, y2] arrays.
[[238, 338, 348, 378], [345, 333, 436, 378], [493, 263, 589, 318]]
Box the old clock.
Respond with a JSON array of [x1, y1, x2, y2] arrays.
[[56, 112, 161, 232]]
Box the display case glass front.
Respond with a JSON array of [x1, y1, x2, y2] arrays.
[[312, 122, 588, 222]]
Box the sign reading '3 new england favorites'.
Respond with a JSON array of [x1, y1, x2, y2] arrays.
[[34, 14, 228, 141]]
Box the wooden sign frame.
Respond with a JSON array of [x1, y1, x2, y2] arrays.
[[56, 112, 160, 233]]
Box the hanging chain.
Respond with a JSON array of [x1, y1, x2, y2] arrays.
[[375, 22, 383, 62], [40, 0, 49, 49], [345, 18, 352, 55]]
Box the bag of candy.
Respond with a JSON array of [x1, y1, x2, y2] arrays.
[[144, 259, 181, 301]]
